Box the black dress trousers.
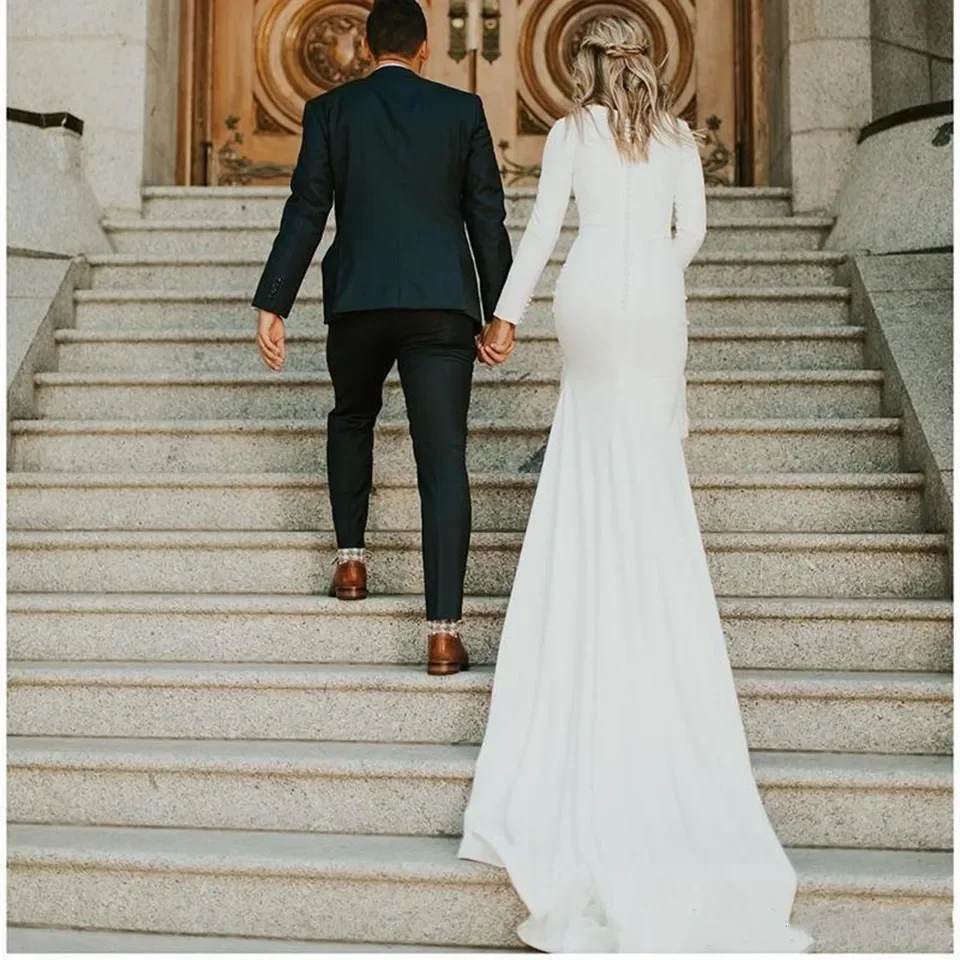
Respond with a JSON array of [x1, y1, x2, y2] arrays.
[[326, 309, 475, 621]]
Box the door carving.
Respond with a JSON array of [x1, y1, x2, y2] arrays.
[[178, 0, 767, 187], [255, 0, 375, 133], [492, 0, 760, 186], [180, 0, 380, 185]]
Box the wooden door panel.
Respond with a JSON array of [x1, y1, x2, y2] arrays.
[[210, 0, 378, 185], [185, 0, 759, 186], [486, 0, 738, 185]]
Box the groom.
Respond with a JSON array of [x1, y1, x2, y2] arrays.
[[252, 0, 515, 675]]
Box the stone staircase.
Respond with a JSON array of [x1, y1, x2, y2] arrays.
[[7, 186, 953, 953]]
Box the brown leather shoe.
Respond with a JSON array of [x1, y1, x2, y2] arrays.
[[427, 631, 470, 676], [328, 559, 368, 601]]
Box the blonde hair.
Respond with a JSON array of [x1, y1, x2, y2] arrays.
[[570, 16, 692, 161]]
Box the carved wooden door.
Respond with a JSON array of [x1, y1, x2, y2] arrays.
[[484, 0, 752, 186], [194, 0, 478, 186], [194, 0, 375, 186], [182, 0, 765, 186]]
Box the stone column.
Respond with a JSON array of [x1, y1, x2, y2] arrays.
[[143, 0, 183, 194], [8, 0, 181, 215], [766, 0, 953, 213], [766, 0, 874, 213], [870, 0, 953, 115]]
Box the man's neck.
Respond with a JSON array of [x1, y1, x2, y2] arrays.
[[375, 57, 416, 72]]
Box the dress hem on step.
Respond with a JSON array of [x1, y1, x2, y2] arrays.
[[458, 832, 814, 955]]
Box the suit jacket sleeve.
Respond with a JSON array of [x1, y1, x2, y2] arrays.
[[461, 95, 513, 324], [252, 99, 333, 319]]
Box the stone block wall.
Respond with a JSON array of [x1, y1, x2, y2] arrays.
[[8, 0, 180, 214], [765, 0, 873, 213], [871, 0, 953, 116], [765, 0, 953, 213], [766, 0, 792, 188], [143, 0, 181, 192]]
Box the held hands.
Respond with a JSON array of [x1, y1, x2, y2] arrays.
[[476, 317, 516, 366], [257, 310, 286, 371]]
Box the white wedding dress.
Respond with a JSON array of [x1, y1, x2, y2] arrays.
[[458, 107, 812, 953]]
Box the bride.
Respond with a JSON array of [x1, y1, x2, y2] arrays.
[[462, 16, 812, 954]]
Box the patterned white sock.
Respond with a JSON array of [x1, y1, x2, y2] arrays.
[[336, 547, 366, 564], [426, 619, 462, 637]]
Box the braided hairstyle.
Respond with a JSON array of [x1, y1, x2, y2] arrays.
[[570, 16, 693, 161]]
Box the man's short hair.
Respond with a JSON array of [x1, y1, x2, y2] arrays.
[[366, 0, 428, 58]]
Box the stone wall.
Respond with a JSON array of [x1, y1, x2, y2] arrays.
[[7, 121, 111, 257], [765, 0, 953, 212], [7, 255, 88, 426], [827, 109, 953, 254], [143, 0, 182, 192], [851, 253, 953, 542], [765, 0, 874, 213], [8, 0, 181, 214], [765, 0, 792, 188], [871, 0, 953, 116]]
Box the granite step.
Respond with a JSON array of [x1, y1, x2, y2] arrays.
[[73, 287, 853, 331], [7, 529, 949, 598], [86, 250, 838, 293], [5, 927, 507, 954], [6, 661, 952, 753], [6, 823, 952, 951], [6, 593, 952, 673], [102, 219, 835, 258], [8, 183, 949, 959], [139, 184, 795, 221], [33, 370, 885, 422], [54, 325, 867, 373], [6, 472, 927, 534], [9, 417, 904, 475], [8, 737, 951, 850]]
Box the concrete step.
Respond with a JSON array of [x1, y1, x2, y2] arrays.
[[6, 823, 952, 951], [6, 472, 926, 534], [102, 219, 834, 258], [6, 593, 952, 673], [87, 251, 839, 293], [6, 660, 952, 753], [9, 417, 904, 475], [7, 530, 949, 598], [34, 370, 885, 422], [140, 184, 795, 221], [55, 325, 868, 373], [8, 737, 951, 850], [5, 926, 503, 953], [73, 287, 853, 331]]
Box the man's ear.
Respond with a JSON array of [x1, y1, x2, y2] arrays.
[[360, 35, 373, 62], [418, 39, 430, 67]]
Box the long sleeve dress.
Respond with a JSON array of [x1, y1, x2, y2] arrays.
[[457, 106, 812, 954]]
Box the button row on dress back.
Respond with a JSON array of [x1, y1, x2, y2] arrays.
[[622, 157, 631, 312]]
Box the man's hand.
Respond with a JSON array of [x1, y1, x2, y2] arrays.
[[477, 317, 516, 366], [257, 310, 286, 371]]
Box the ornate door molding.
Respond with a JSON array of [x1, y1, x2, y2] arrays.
[[177, 0, 768, 186], [494, 0, 764, 186], [180, 0, 382, 185], [253, 0, 376, 135]]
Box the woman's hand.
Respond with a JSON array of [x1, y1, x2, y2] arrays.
[[477, 317, 516, 366], [256, 310, 286, 370]]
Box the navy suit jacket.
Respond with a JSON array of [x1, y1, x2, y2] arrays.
[[252, 66, 513, 330]]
